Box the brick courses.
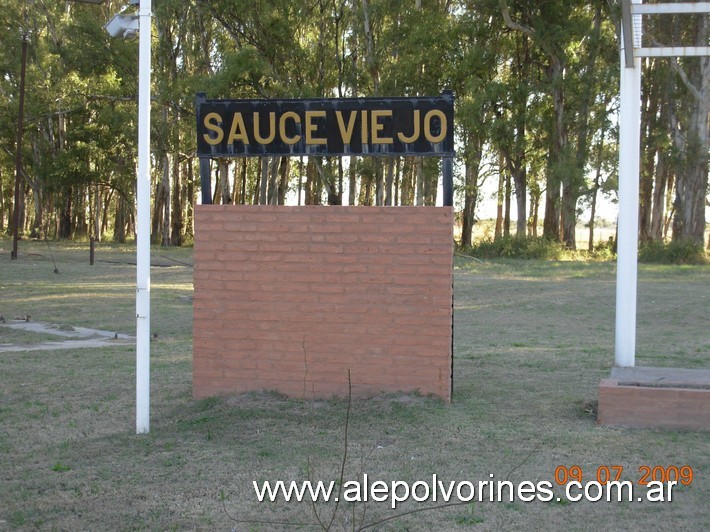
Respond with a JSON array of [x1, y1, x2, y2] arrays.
[[193, 205, 453, 401]]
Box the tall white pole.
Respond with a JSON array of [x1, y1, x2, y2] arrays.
[[615, 4, 641, 368], [136, 0, 152, 434]]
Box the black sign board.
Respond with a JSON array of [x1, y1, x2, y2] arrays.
[[196, 92, 454, 158]]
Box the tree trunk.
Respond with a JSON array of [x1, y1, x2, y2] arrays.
[[531, 195, 539, 238], [663, 173, 675, 241], [461, 146, 482, 247], [93, 184, 100, 243], [560, 184, 576, 249], [394, 158, 401, 206], [259, 157, 269, 205], [240, 158, 248, 204], [219, 159, 231, 205], [543, 181, 560, 241], [384, 158, 395, 206], [513, 167, 526, 237], [414, 158, 424, 206], [587, 130, 606, 252], [0, 168, 4, 232], [277, 157, 290, 205], [186, 161, 195, 239], [546, 54, 568, 243], [650, 152, 669, 242], [401, 158, 414, 205], [114, 193, 126, 243], [495, 160, 504, 241], [305, 158, 314, 205], [171, 155, 183, 246], [348, 156, 357, 206], [162, 156, 171, 246], [298, 157, 304, 205], [639, 78, 657, 243], [504, 171, 511, 237], [669, 17, 709, 244], [101, 188, 113, 239], [152, 154, 169, 244], [58, 188, 72, 239], [374, 159, 384, 206], [337, 158, 344, 204], [265, 157, 277, 205]]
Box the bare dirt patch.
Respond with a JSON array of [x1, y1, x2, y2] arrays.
[[0, 320, 133, 352]]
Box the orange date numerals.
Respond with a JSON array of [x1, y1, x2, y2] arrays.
[[595, 465, 624, 483], [554, 465, 694, 486], [638, 465, 694, 486], [554, 465, 583, 484]]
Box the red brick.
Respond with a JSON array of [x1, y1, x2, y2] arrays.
[[193, 205, 453, 401]]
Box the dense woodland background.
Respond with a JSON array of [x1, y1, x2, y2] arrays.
[[0, 0, 708, 251]]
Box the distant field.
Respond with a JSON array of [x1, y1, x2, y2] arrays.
[[1, 239, 708, 530], [460, 219, 710, 252], [456, 220, 617, 251]]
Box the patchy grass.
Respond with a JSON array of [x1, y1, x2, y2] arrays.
[[0, 239, 708, 530], [0, 327, 66, 346]]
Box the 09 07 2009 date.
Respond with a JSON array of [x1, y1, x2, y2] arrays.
[[553, 465, 694, 486]]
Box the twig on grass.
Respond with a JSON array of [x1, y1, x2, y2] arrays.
[[454, 252, 486, 264], [224, 353, 543, 531], [222, 503, 319, 530], [325, 369, 352, 531], [45, 240, 59, 273], [504, 445, 541, 482]]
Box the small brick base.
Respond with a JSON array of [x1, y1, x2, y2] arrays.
[[193, 205, 453, 401], [597, 367, 710, 430]]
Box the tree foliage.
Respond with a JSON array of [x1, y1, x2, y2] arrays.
[[0, 0, 707, 250]]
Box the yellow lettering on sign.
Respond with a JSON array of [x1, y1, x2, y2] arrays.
[[424, 110, 447, 143], [279, 111, 301, 145], [361, 110, 368, 144], [371, 110, 393, 144], [305, 110, 327, 145], [227, 112, 249, 144], [335, 111, 357, 144], [253, 112, 276, 144], [203, 112, 224, 145], [397, 110, 420, 143]]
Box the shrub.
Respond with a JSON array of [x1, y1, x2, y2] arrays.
[[465, 235, 568, 260], [638, 239, 708, 265], [588, 238, 616, 261]]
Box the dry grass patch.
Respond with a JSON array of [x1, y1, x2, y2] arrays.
[[0, 240, 708, 530]]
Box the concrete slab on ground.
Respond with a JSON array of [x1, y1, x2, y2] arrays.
[[0, 321, 133, 353]]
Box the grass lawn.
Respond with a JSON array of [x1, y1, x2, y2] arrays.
[[1, 239, 708, 530]]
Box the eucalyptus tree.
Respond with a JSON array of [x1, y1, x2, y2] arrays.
[[666, 14, 709, 246], [0, 0, 138, 240], [6, 0, 701, 252], [634, 11, 709, 247], [150, 0, 222, 244], [639, 57, 675, 243], [499, 0, 617, 249], [0, 0, 28, 234], [488, 22, 534, 238], [202, 0, 347, 205], [452, 0, 501, 245]]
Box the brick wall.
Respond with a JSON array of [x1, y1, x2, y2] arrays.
[[193, 205, 453, 401]]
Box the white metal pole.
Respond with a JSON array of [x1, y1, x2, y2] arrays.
[[136, 0, 152, 434], [615, 5, 641, 368]]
